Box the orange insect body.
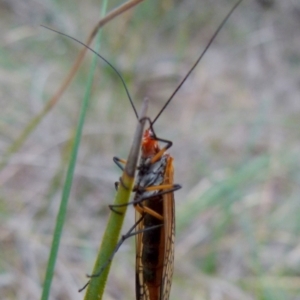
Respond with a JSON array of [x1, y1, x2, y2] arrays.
[[135, 129, 175, 300], [141, 129, 160, 158]]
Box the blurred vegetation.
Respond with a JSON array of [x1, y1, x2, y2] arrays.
[[1, 0, 300, 299]]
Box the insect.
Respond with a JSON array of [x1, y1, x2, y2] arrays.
[[105, 111, 180, 300], [114, 0, 243, 292], [43, 1, 243, 298], [133, 128, 179, 300], [111, 111, 181, 300]]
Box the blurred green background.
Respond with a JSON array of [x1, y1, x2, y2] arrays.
[[1, 0, 300, 299]]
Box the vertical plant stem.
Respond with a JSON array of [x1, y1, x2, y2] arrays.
[[84, 99, 148, 300]]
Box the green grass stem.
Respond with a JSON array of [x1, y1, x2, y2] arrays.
[[83, 99, 148, 300], [40, 2, 108, 300]]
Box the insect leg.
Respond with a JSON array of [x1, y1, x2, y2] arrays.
[[134, 183, 181, 220], [79, 216, 144, 292], [109, 173, 137, 214], [113, 156, 127, 171], [108, 183, 180, 214], [79, 216, 163, 292], [111, 157, 130, 214], [146, 125, 173, 164]]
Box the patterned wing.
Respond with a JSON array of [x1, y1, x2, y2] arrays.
[[161, 156, 175, 300]]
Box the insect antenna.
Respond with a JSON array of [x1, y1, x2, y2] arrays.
[[152, 0, 243, 125], [40, 25, 139, 119]]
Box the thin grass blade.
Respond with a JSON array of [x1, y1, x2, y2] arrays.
[[40, 2, 108, 299]]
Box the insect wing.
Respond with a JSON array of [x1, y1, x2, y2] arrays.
[[135, 156, 166, 299], [161, 156, 175, 300], [135, 154, 175, 300]]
